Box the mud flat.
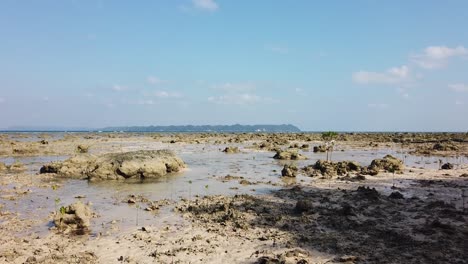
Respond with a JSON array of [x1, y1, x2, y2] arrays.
[[0, 132, 467, 263]]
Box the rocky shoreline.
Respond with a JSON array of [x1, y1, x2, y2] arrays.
[[0, 132, 467, 263]]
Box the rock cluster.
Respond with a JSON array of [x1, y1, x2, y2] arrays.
[[367, 155, 404, 174], [302, 155, 404, 178], [302, 160, 361, 177], [433, 142, 459, 151], [313, 145, 329, 153], [40, 150, 185, 181], [273, 150, 307, 160]]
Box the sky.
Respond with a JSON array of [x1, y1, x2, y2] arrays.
[[0, 0, 468, 131]]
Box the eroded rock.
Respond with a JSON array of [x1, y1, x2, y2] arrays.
[[281, 164, 298, 177], [54, 201, 92, 233], [222, 147, 240, 153], [368, 155, 404, 174], [441, 163, 454, 170], [40, 150, 185, 181], [273, 150, 307, 160]]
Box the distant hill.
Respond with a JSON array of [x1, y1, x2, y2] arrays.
[[101, 124, 301, 133]]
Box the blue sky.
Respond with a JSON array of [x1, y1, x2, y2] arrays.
[[0, 0, 467, 131]]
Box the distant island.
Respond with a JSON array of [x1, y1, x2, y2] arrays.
[[101, 124, 301, 133], [1, 124, 301, 133]]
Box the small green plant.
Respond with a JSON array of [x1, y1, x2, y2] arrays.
[[51, 184, 61, 214], [54, 198, 61, 214], [60, 206, 66, 215], [204, 184, 209, 196]]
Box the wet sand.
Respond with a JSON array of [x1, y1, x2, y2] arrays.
[[0, 132, 467, 263]]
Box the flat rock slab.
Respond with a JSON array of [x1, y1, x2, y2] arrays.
[[40, 150, 185, 181]]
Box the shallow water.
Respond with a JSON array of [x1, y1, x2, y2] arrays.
[[1, 140, 466, 237]]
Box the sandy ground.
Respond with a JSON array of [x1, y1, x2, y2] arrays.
[[0, 133, 467, 263]]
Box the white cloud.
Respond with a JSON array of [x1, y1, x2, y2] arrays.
[[424, 46, 467, 59], [353, 65, 409, 84], [368, 103, 389, 109], [411, 45, 467, 69], [112, 84, 127, 91], [212, 82, 256, 92], [455, 100, 464, 105], [0, 97, 5, 103], [147, 76, 164, 85], [449, 83, 468, 92], [192, 0, 218, 11], [154, 90, 182, 98], [208, 93, 274, 105], [42, 96, 49, 101]]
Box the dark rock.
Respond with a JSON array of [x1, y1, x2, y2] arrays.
[[441, 163, 454, 170], [389, 191, 404, 199]]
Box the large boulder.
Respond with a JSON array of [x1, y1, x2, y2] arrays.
[[40, 150, 185, 181]]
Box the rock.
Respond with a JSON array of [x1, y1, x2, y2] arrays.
[[222, 146, 240, 153], [76, 145, 89, 153], [40, 150, 185, 181], [460, 173, 468, 178], [25, 256, 37, 263], [39, 139, 48, 145], [304, 160, 361, 177], [389, 191, 404, 199], [356, 186, 380, 201], [441, 163, 454, 170], [273, 150, 307, 160], [239, 179, 253, 185], [141, 226, 152, 232], [337, 255, 359, 262], [54, 201, 92, 232], [368, 155, 404, 174], [313, 145, 329, 153], [39, 154, 94, 178], [433, 142, 458, 151], [255, 256, 284, 264], [281, 164, 298, 177], [295, 199, 314, 213]]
